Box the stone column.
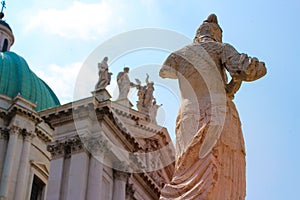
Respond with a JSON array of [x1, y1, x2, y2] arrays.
[[65, 151, 89, 200], [0, 130, 8, 181], [46, 144, 65, 200], [112, 170, 130, 200], [14, 132, 35, 200], [0, 126, 21, 199], [86, 155, 104, 200]]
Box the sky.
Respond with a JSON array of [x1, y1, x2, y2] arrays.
[[3, 0, 300, 199]]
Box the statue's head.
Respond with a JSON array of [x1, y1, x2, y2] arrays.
[[148, 82, 154, 87], [124, 67, 129, 73], [103, 56, 108, 62], [194, 14, 223, 43]]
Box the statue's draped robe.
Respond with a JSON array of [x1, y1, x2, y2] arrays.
[[160, 41, 265, 200], [117, 72, 130, 99], [95, 61, 109, 90]]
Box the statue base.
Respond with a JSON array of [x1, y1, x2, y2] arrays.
[[115, 98, 133, 108], [92, 88, 112, 102]]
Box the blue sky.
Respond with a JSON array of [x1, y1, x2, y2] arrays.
[[4, 0, 300, 199]]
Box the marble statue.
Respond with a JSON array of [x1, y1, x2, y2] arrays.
[[95, 57, 112, 90], [117, 67, 132, 100], [149, 99, 162, 124], [159, 14, 266, 200], [135, 79, 147, 111], [133, 74, 156, 113], [144, 74, 155, 110]]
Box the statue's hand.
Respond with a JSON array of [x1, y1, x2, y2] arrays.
[[242, 58, 266, 82], [230, 57, 266, 82]]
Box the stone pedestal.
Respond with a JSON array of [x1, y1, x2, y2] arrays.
[[115, 98, 133, 108], [92, 89, 111, 102]]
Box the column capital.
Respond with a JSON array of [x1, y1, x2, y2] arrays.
[[47, 136, 86, 159], [9, 126, 21, 136], [113, 169, 130, 181], [66, 136, 84, 154], [47, 143, 64, 159], [23, 131, 36, 142], [0, 128, 9, 140]]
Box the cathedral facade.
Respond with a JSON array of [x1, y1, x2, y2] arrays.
[[0, 12, 174, 200]]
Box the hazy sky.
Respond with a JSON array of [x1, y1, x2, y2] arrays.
[[4, 0, 300, 199]]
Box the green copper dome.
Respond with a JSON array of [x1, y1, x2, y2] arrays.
[[0, 51, 60, 111]]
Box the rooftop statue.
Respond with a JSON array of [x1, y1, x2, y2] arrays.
[[149, 99, 162, 124], [143, 74, 155, 111], [117, 67, 132, 100], [134, 74, 155, 113], [95, 57, 112, 90], [159, 14, 266, 200], [133, 74, 162, 123]]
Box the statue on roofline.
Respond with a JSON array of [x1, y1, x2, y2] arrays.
[[95, 57, 112, 90], [133, 74, 162, 123], [159, 14, 266, 200], [117, 67, 132, 100]]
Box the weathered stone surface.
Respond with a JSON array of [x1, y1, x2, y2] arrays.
[[159, 14, 266, 200]]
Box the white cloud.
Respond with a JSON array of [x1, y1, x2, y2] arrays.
[[22, 0, 164, 40], [35, 62, 82, 104], [25, 1, 123, 39]]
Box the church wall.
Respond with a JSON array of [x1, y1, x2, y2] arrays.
[[41, 98, 174, 200], [0, 95, 53, 200]]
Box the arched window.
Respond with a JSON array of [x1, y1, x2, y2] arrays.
[[2, 38, 8, 52]]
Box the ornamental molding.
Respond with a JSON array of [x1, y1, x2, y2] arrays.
[[35, 127, 52, 143]]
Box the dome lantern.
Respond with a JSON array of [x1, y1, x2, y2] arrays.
[[0, 0, 14, 52]]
